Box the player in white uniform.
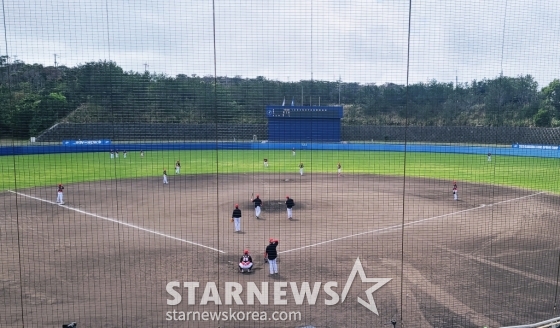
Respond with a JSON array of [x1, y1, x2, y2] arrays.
[[453, 181, 458, 201], [175, 160, 181, 174], [263, 158, 268, 167], [163, 169, 168, 184], [299, 162, 304, 176], [56, 184, 65, 205], [337, 163, 342, 176]]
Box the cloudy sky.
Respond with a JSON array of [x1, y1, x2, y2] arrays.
[[2, 0, 559, 87]]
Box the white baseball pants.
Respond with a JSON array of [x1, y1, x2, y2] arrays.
[[268, 258, 278, 274]]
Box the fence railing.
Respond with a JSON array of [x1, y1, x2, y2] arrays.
[[501, 316, 560, 328]]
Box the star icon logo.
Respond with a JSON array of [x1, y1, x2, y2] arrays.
[[340, 258, 392, 315]]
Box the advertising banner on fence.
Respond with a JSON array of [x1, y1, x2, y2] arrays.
[[62, 140, 111, 146], [512, 143, 559, 150]]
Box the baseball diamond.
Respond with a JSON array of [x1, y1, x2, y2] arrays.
[[1, 172, 558, 327]]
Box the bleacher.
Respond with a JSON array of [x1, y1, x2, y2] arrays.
[[37, 123, 560, 145]]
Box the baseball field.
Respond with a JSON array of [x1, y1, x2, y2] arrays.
[[1, 149, 560, 327]]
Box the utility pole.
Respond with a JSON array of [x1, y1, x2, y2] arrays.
[[338, 75, 342, 105], [455, 71, 458, 113], [455, 71, 458, 89], [54, 54, 57, 67], [143, 63, 149, 73]]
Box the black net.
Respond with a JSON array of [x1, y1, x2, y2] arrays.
[[1, 1, 560, 327]]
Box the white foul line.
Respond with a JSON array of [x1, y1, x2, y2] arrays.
[[279, 191, 546, 254], [8, 190, 225, 254]]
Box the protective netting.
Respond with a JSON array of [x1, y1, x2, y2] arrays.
[[1, 1, 560, 327]]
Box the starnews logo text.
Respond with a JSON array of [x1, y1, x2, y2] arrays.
[[166, 309, 301, 322], [166, 281, 341, 306], [166, 258, 392, 316]]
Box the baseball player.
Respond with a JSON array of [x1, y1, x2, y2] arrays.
[[110, 150, 114, 159], [453, 181, 458, 201], [56, 184, 65, 205], [299, 162, 304, 176], [231, 204, 242, 233], [123, 150, 127, 158], [239, 249, 253, 273], [337, 162, 342, 176], [175, 160, 181, 174], [140, 150, 144, 158], [285, 196, 295, 220], [488, 152, 492, 162], [263, 158, 268, 167], [163, 169, 168, 184], [265, 238, 279, 275], [292, 148, 296, 156], [115, 150, 119, 158], [251, 194, 263, 219]]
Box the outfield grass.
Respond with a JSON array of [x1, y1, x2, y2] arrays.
[[1, 150, 558, 193]]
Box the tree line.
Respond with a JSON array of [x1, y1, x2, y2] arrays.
[[1, 58, 559, 139]]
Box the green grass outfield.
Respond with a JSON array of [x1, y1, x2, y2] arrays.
[[1, 150, 558, 193]]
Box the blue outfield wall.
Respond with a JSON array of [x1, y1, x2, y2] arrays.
[[1, 142, 560, 158]]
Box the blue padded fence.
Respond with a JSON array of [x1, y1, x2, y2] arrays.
[[2, 142, 560, 158]]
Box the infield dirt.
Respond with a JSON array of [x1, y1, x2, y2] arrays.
[[1, 173, 559, 327]]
